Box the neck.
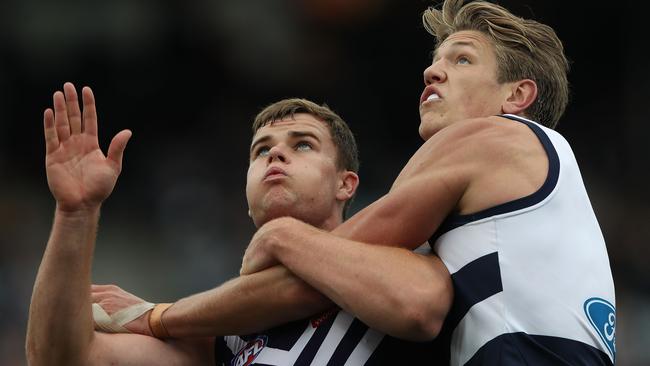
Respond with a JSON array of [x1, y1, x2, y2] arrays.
[[317, 215, 344, 232], [254, 212, 343, 232]]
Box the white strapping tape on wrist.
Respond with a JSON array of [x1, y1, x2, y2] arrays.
[[92, 302, 155, 333]]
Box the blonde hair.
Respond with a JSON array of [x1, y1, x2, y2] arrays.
[[423, 0, 569, 128]]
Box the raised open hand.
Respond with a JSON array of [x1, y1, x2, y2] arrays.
[[44, 83, 131, 212]]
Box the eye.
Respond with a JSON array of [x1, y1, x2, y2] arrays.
[[295, 141, 313, 151], [457, 56, 471, 65], [254, 146, 270, 158]]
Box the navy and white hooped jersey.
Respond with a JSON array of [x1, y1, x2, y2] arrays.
[[214, 308, 448, 366], [430, 115, 616, 365]]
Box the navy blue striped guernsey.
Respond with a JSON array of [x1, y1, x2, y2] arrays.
[[431, 115, 616, 365], [215, 308, 449, 365]]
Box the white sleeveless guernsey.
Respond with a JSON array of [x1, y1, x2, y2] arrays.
[[431, 115, 616, 365]]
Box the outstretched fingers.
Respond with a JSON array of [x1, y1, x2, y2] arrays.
[[49, 84, 131, 166], [53, 91, 70, 142], [43, 108, 59, 154], [63, 82, 82, 134], [81, 86, 99, 138]]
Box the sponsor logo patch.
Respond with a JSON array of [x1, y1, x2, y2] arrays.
[[584, 297, 616, 360], [232, 336, 267, 366]]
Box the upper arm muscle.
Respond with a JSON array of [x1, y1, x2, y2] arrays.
[[333, 128, 471, 248]]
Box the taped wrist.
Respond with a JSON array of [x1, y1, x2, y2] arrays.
[[92, 302, 155, 333], [149, 303, 174, 338]]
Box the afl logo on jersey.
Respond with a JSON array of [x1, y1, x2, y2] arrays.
[[232, 336, 267, 366], [584, 297, 616, 360]]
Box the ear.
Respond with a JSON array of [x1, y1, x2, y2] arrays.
[[247, 209, 252, 218], [336, 171, 359, 203], [502, 79, 538, 115]]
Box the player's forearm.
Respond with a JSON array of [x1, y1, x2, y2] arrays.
[[163, 265, 332, 338], [267, 218, 452, 341], [26, 207, 100, 366]]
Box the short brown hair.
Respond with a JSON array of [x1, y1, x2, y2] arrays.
[[252, 98, 360, 217], [423, 0, 569, 128]]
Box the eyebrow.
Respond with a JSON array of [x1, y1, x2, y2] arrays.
[[433, 40, 478, 60], [289, 130, 321, 142], [250, 135, 272, 154], [249, 130, 321, 154]]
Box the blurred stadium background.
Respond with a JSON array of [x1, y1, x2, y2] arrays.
[[1, 0, 648, 364]]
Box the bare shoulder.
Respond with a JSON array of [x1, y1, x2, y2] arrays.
[[372, 116, 545, 247], [398, 115, 549, 215], [446, 116, 535, 147], [402, 116, 528, 176], [446, 116, 549, 214]]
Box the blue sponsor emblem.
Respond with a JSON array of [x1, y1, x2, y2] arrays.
[[232, 335, 267, 366], [584, 297, 616, 360]]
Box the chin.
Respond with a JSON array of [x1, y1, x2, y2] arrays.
[[253, 209, 288, 228], [258, 199, 297, 221], [418, 112, 441, 140], [418, 124, 434, 141]]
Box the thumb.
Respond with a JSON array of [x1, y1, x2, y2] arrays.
[[107, 129, 132, 167]]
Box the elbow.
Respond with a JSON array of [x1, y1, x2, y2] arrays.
[[393, 280, 453, 342], [396, 300, 444, 342], [402, 306, 445, 341]]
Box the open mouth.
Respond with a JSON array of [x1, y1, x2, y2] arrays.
[[426, 93, 440, 102], [420, 86, 443, 104]]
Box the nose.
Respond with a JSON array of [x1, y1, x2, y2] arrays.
[[268, 144, 288, 163], [423, 60, 446, 85]]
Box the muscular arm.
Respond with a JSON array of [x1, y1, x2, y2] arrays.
[[27, 206, 98, 364], [27, 209, 213, 365], [244, 219, 453, 341], [26, 83, 212, 365], [334, 125, 470, 248], [237, 123, 477, 340], [239, 117, 549, 340], [151, 121, 469, 341], [102, 117, 540, 343], [162, 265, 331, 338], [238, 150, 464, 340]]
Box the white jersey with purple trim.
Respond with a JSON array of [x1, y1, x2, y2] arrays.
[[430, 114, 616, 365]]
